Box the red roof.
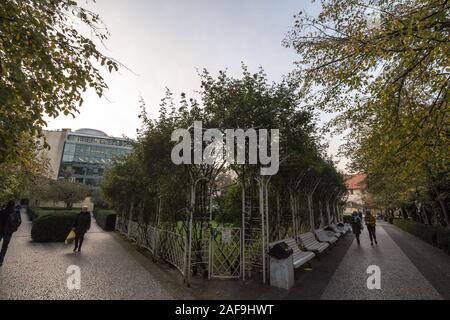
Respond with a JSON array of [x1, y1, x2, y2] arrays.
[[345, 174, 366, 190]]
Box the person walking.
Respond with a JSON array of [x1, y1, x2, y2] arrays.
[[364, 210, 378, 245], [72, 205, 91, 252], [0, 200, 22, 266], [351, 211, 363, 245]]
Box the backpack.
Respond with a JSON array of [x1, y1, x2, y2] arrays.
[[351, 215, 361, 226], [8, 208, 22, 233]]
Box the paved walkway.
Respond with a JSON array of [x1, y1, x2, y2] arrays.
[[321, 223, 443, 299], [0, 211, 191, 300], [1, 213, 449, 300], [254, 221, 450, 300]]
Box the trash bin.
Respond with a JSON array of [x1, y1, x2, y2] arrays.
[[268, 241, 294, 290]]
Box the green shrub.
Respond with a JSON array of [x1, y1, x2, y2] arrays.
[[26, 207, 37, 220], [37, 207, 73, 211], [34, 208, 80, 219], [343, 215, 353, 224], [421, 226, 438, 245], [436, 228, 450, 254], [94, 209, 117, 231], [393, 218, 448, 252], [31, 212, 77, 242]]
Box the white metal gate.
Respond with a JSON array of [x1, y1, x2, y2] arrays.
[[210, 227, 241, 279]]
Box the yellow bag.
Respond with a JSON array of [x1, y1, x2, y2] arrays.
[[65, 230, 76, 245]]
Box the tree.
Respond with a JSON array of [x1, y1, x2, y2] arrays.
[[214, 183, 241, 225], [284, 0, 449, 227], [91, 188, 110, 210], [42, 180, 89, 209], [0, 0, 118, 164], [0, 132, 50, 202], [101, 65, 345, 230]]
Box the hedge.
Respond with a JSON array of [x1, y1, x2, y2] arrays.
[[31, 212, 78, 242], [393, 218, 450, 254], [343, 215, 353, 224], [27, 207, 80, 221], [26, 207, 37, 220], [94, 210, 117, 231], [436, 228, 450, 254]]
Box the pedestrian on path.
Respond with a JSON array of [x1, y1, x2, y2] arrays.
[[0, 200, 22, 266], [364, 210, 378, 245], [351, 211, 363, 245], [72, 205, 91, 253]]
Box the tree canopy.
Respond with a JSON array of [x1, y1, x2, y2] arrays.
[[0, 0, 117, 202], [285, 0, 449, 227], [102, 65, 345, 227]]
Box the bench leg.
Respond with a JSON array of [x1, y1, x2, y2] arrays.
[[315, 251, 320, 261]]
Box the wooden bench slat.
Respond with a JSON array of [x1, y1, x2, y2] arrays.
[[269, 238, 316, 269]]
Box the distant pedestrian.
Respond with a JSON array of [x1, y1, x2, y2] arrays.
[[0, 200, 22, 266], [364, 210, 378, 245], [72, 205, 91, 252], [351, 211, 363, 245]]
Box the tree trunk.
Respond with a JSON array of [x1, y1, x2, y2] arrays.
[[399, 208, 406, 219], [438, 199, 450, 229]]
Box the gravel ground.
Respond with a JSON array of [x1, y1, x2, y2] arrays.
[[0, 212, 189, 300]]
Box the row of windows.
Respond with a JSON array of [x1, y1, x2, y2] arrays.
[[67, 135, 131, 147], [62, 177, 101, 186], [59, 164, 105, 177], [62, 154, 115, 164], [63, 142, 131, 160]]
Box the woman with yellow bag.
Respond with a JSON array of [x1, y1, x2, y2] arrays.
[[70, 206, 91, 252]]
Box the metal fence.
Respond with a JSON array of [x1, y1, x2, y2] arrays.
[[136, 224, 159, 255], [115, 216, 243, 283], [116, 214, 128, 235], [158, 228, 187, 275], [115, 215, 187, 279], [210, 227, 241, 279]]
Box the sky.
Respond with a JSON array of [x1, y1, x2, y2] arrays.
[[44, 0, 348, 171]]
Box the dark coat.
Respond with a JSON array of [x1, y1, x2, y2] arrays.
[[351, 216, 363, 235], [0, 201, 16, 235], [73, 211, 91, 234]]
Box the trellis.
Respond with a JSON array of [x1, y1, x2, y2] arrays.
[[240, 171, 267, 281], [237, 158, 349, 284], [114, 132, 347, 287]]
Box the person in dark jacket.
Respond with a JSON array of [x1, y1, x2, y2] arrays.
[[72, 206, 91, 252], [351, 211, 363, 245], [0, 200, 21, 266]]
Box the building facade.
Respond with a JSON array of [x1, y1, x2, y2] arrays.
[[344, 174, 371, 214], [39, 128, 133, 186]]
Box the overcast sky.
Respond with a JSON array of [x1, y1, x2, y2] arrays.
[[44, 0, 348, 171]]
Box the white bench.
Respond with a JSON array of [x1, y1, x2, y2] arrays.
[[298, 232, 330, 254], [269, 238, 316, 269], [337, 222, 352, 233], [332, 223, 348, 234], [314, 229, 338, 245], [327, 224, 346, 235]]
